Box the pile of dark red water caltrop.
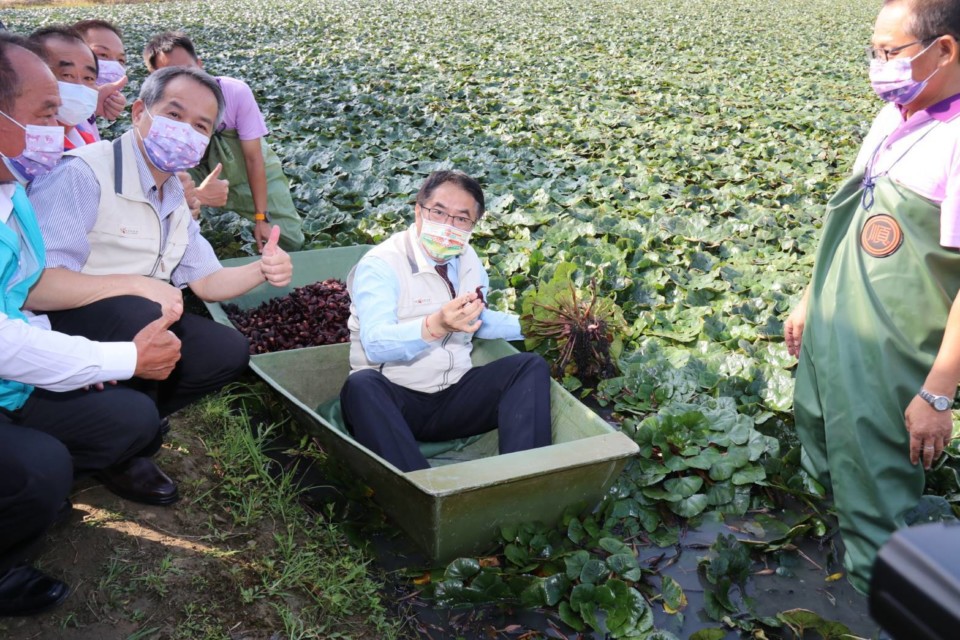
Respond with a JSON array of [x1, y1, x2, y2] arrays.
[[223, 278, 351, 354]]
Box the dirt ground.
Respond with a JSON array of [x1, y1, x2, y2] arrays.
[[0, 412, 312, 640]]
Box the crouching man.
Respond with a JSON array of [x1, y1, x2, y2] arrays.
[[26, 65, 293, 433], [340, 170, 551, 472]]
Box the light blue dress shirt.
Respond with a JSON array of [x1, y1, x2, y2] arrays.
[[353, 249, 523, 364]]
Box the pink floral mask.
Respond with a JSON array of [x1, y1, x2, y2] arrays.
[[96, 60, 126, 86], [139, 108, 209, 173], [0, 110, 64, 183]]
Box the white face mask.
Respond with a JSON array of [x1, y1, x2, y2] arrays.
[[96, 59, 126, 86], [57, 82, 99, 126]]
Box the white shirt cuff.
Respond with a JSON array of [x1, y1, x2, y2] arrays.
[[97, 342, 139, 381]]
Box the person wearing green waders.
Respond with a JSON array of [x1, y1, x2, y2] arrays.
[[784, 0, 960, 595], [143, 31, 305, 253]]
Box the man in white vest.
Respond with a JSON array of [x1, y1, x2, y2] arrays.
[[341, 170, 551, 472], [25, 66, 293, 482]]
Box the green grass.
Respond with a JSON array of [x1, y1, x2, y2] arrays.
[[181, 385, 405, 639]]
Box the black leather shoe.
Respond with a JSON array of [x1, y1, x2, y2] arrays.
[[95, 457, 179, 506], [0, 564, 69, 616], [159, 417, 170, 437]]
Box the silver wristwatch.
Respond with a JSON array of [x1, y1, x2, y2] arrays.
[[919, 388, 952, 412]]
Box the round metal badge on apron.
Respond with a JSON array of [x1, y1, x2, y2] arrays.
[[794, 170, 960, 594], [860, 214, 903, 258]]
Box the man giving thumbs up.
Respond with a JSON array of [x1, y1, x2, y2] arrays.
[[23, 67, 295, 503]]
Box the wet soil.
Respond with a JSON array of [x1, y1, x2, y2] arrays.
[[0, 411, 381, 640]]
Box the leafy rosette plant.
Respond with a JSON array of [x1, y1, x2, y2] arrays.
[[604, 398, 780, 543], [427, 519, 679, 639], [520, 262, 628, 387]]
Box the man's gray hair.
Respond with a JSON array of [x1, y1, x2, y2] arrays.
[[139, 65, 225, 129]]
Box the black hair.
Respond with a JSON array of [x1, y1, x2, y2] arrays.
[[890, 0, 960, 41], [416, 170, 486, 219], [29, 24, 98, 75], [0, 32, 45, 113], [142, 31, 199, 72], [73, 19, 124, 42]]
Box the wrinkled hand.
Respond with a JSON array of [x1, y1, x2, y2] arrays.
[[259, 226, 293, 287], [197, 163, 229, 208], [83, 380, 118, 392], [436, 291, 484, 334], [132, 302, 182, 380], [905, 394, 953, 469], [785, 297, 808, 358], [254, 219, 272, 252], [96, 76, 128, 121], [137, 277, 184, 316], [176, 172, 202, 220]]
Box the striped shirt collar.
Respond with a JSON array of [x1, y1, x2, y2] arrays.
[[131, 137, 185, 219], [0, 183, 14, 224]]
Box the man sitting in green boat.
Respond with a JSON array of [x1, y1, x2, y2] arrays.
[[341, 170, 551, 472]]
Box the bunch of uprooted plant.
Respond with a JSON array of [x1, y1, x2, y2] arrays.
[[520, 262, 628, 388]]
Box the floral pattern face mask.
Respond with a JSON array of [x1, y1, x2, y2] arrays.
[[96, 59, 126, 86], [138, 108, 210, 173], [869, 40, 941, 105], [0, 111, 64, 183]]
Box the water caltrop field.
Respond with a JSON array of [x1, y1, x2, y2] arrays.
[[4, 0, 952, 637]]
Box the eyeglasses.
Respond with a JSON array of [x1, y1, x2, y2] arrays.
[[866, 36, 940, 62], [419, 204, 477, 231]]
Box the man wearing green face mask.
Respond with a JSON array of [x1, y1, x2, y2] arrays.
[[785, 0, 960, 595], [340, 170, 552, 472]]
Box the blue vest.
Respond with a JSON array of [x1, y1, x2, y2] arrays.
[[0, 184, 47, 411]]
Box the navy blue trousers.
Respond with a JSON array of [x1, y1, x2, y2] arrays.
[[0, 384, 160, 571], [47, 295, 250, 417], [0, 295, 249, 571], [340, 352, 552, 472]]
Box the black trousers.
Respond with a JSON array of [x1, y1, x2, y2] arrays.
[[0, 384, 160, 571], [47, 295, 250, 418], [0, 295, 249, 571], [340, 352, 552, 472]]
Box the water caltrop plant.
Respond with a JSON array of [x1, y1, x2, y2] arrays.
[[1, 0, 893, 635], [520, 262, 628, 386]]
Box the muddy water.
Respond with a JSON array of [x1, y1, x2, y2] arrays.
[[274, 429, 886, 639], [644, 516, 882, 639], [262, 418, 886, 638], [366, 516, 885, 639]]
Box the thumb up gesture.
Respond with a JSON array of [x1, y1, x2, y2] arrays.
[[259, 225, 293, 287], [132, 302, 183, 380], [197, 162, 230, 208], [97, 75, 128, 121]]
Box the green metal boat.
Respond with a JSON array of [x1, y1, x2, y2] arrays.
[[205, 246, 639, 563]]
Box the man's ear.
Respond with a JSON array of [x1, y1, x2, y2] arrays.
[[948, 35, 960, 65], [197, 57, 204, 70], [130, 98, 145, 125]]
